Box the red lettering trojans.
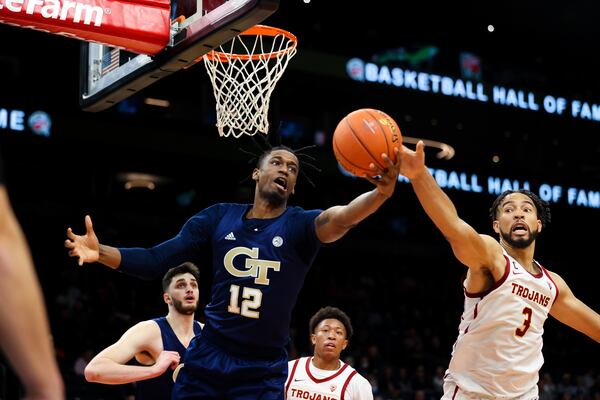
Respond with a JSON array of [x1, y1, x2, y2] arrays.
[[511, 283, 550, 307]]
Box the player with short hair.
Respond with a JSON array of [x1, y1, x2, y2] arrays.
[[66, 144, 400, 399], [398, 141, 600, 399], [84, 262, 202, 399], [0, 155, 64, 400], [285, 306, 373, 400]]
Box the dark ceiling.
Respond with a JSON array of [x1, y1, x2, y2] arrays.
[[0, 0, 598, 194]]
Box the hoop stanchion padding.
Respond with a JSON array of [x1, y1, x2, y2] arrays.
[[0, 0, 170, 55], [203, 24, 297, 138]]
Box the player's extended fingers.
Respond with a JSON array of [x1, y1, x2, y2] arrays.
[[382, 151, 399, 175], [168, 352, 180, 368], [416, 140, 425, 155], [66, 227, 77, 240], [369, 162, 384, 175], [381, 153, 394, 169], [392, 147, 401, 167], [85, 215, 94, 233], [64, 239, 74, 249]]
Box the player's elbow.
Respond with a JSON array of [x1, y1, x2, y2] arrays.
[[84, 364, 102, 383]]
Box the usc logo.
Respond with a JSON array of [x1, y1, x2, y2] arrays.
[[223, 247, 281, 285]]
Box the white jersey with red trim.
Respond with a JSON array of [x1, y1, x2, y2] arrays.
[[285, 357, 373, 400], [445, 250, 559, 398]]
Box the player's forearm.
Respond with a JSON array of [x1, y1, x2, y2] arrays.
[[98, 244, 122, 269], [316, 189, 388, 243], [0, 220, 64, 398], [84, 358, 165, 384], [340, 189, 389, 225]]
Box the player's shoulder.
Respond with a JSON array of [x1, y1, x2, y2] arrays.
[[351, 370, 371, 384], [287, 356, 308, 368], [542, 267, 565, 287], [121, 319, 162, 342], [347, 368, 373, 393], [191, 203, 245, 218], [286, 205, 322, 218]]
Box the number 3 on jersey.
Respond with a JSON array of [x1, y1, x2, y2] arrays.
[[515, 306, 532, 337], [228, 284, 263, 319]]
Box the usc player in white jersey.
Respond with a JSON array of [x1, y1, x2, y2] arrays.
[[285, 307, 373, 400], [398, 141, 600, 400]]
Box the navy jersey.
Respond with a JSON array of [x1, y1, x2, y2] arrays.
[[135, 317, 202, 400], [120, 203, 322, 356]]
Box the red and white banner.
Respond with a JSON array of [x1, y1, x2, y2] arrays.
[[0, 0, 170, 55]]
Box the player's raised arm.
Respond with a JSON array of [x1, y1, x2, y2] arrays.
[[65, 207, 219, 280], [85, 321, 180, 384], [547, 271, 600, 343], [399, 141, 503, 272], [315, 149, 399, 243]]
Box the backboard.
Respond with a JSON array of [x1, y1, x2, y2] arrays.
[[79, 0, 279, 112]]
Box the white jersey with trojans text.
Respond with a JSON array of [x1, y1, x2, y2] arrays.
[[445, 250, 559, 399], [285, 357, 373, 400]]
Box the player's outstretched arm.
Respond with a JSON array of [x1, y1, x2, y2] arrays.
[[400, 141, 502, 272], [85, 321, 180, 384], [65, 215, 121, 269], [0, 187, 64, 400], [65, 213, 204, 280], [315, 149, 400, 243], [548, 271, 600, 343]]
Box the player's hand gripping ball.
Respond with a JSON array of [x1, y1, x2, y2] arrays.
[[332, 108, 402, 177]]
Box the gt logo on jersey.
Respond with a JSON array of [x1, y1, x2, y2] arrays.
[[224, 247, 280, 285]]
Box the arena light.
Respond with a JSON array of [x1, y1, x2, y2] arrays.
[[144, 98, 170, 108], [117, 172, 168, 190], [403, 136, 455, 160]]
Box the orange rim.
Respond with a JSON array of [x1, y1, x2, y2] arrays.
[[204, 24, 297, 62]]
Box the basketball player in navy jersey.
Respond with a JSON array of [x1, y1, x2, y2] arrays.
[[65, 145, 400, 399], [398, 141, 600, 399], [0, 155, 64, 399], [85, 262, 202, 399]]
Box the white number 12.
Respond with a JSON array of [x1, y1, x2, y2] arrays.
[[228, 284, 263, 319]]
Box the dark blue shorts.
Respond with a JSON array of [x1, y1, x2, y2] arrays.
[[172, 334, 288, 400]]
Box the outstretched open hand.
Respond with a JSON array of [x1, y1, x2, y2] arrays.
[[64, 215, 99, 266], [364, 147, 401, 198], [398, 140, 426, 181]]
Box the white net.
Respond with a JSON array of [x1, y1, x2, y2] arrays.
[[203, 25, 297, 138]]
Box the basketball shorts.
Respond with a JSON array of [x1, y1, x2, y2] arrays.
[[442, 379, 539, 400], [172, 334, 288, 400]]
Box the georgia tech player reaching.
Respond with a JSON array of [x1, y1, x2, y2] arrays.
[[65, 145, 399, 399], [398, 141, 600, 400]]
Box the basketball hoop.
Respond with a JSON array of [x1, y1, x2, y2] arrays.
[[203, 25, 297, 138]]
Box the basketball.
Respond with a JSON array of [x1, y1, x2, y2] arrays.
[[332, 108, 402, 177]]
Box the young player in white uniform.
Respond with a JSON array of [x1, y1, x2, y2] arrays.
[[398, 141, 600, 400], [285, 307, 372, 400]]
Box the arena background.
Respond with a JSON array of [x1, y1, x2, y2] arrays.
[[0, 1, 599, 398]]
